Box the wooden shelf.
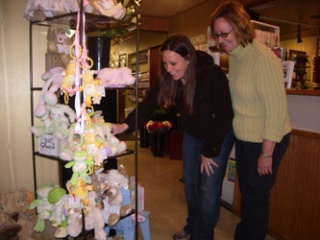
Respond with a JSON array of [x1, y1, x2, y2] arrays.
[[286, 89, 320, 96]]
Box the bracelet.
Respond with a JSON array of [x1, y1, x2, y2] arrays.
[[260, 152, 272, 158]]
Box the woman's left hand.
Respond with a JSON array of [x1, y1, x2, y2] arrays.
[[257, 156, 273, 176], [201, 155, 219, 176]]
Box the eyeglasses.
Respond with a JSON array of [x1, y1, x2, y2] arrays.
[[213, 29, 234, 39]]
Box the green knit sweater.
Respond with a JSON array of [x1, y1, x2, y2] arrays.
[[228, 40, 291, 143]]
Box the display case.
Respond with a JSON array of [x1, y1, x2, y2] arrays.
[[28, 1, 143, 238]]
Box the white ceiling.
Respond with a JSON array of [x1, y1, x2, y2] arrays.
[[135, 0, 320, 39]]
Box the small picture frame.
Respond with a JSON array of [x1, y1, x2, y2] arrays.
[[289, 50, 306, 61], [119, 53, 127, 67]]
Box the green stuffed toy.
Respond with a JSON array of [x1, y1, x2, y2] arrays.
[[28, 183, 54, 232], [65, 150, 94, 185], [48, 187, 69, 238]]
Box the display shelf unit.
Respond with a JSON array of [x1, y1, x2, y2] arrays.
[[29, 1, 142, 238], [29, 10, 139, 188], [251, 20, 280, 48]]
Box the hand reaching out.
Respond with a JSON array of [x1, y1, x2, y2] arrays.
[[111, 123, 128, 135], [200, 155, 219, 176]]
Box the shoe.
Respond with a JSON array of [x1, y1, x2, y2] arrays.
[[173, 230, 191, 240]]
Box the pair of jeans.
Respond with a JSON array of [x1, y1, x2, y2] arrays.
[[234, 133, 291, 240], [182, 129, 235, 240]]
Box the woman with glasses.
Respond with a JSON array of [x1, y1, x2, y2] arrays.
[[210, 1, 291, 239], [111, 34, 234, 240]]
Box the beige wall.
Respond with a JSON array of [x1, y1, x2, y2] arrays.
[[0, 0, 64, 193]]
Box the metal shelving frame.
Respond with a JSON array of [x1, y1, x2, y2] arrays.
[[29, 0, 141, 238]]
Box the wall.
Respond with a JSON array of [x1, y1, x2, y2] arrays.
[[0, 0, 60, 192]]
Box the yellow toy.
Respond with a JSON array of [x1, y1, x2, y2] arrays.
[[61, 60, 77, 103], [83, 128, 105, 168], [79, 70, 103, 107]]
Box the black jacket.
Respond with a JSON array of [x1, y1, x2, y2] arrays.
[[125, 51, 233, 158]]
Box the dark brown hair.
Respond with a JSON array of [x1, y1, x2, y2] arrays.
[[158, 34, 197, 115], [209, 0, 255, 47]]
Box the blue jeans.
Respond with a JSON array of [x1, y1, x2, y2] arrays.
[[182, 129, 235, 240], [234, 133, 290, 240]]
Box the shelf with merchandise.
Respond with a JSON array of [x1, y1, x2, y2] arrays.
[[28, 1, 143, 238]]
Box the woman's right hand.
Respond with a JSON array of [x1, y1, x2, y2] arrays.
[[111, 123, 129, 135]]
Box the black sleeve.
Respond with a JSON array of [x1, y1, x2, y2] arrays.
[[200, 66, 233, 158], [124, 81, 161, 134]]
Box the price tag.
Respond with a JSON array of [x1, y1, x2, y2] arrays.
[[68, 195, 81, 208]]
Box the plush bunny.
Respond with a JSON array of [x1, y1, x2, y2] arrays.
[[47, 187, 69, 238], [31, 104, 76, 140], [28, 183, 55, 233], [34, 67, 64, 120]]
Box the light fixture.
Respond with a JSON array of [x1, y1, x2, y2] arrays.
[[297, 25, 303, 43]]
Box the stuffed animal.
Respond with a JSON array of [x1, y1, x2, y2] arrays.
[[82, 127, 106, 168], [79, 70, 103, 107], [67, 209, 82, 238], [83, 191, 106, 240], [24, 0, 79, 21], [28, 183, 55, 232], [94, 67, 135, 88], [0, 189, 40, 240], [100, 167, 132, 226], [47, 24, 73, 55], [14, 213, 40, 240], [66, 188, 105, 239], [31, 103, 76, 140], [61, 60, 77, 103], [0, 190, 29, 214], [47, 187, 69, 238], [34, 67, 64, 120], [59, 121, 126, 162], [65, 150, 94, 186], [0, 211, 22, 240], [84, 0, 126, 19], [96, 122, 127, 156]]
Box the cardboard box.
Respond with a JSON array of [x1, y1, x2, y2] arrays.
[[39, 134, 66, 157]]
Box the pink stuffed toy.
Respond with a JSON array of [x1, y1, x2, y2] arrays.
[[94, 67, 135, 88]]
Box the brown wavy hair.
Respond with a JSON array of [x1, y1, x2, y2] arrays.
[[158, 34, 197, 115], [209, 0, 255, 47]]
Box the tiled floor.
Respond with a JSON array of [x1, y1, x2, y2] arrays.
[[116, 141, 276, 240], [42, 140, 276, 239]]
